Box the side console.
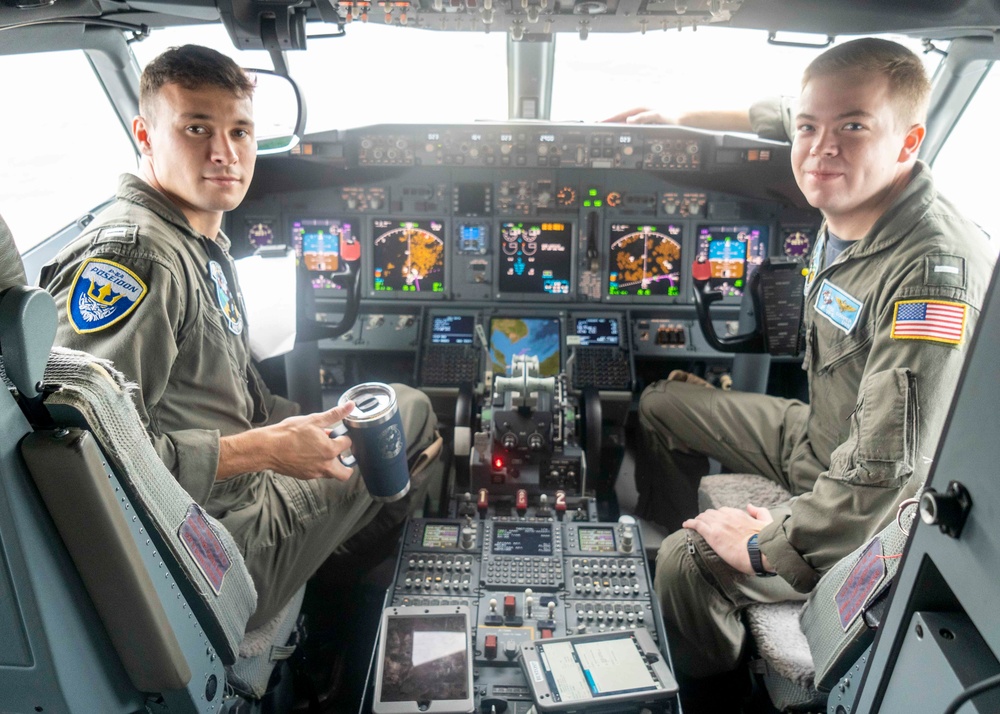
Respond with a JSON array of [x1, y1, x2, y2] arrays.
[[381, 513, 676, 713]]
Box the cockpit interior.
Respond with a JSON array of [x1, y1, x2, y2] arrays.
[[1, 1, 999, 713]]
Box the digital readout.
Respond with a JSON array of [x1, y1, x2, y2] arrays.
[[491, 524, 553, 556], [422, 523, 460, 549], [578, 528, 616, 552]]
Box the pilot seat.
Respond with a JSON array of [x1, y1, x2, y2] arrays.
[[0, 214, 304, 714]]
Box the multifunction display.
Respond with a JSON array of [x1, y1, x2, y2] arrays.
[[574, 317, 620, 347], [695, 224, 769, 297], [291, 218, 358, 290], [421, 523, 460, 549], [490, 317, 561, 378], [431, 315, 476, 345], [577, 527, 616, 552], [607, 223, 682, 298], [498, 221, 573, 295], [491, 523, 554, 556], [372, 219, 446, 293]]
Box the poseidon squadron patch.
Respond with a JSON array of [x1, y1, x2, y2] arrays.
[[68, 258, 148, 334]]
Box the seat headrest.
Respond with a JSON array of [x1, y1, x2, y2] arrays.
[[0, 214, 28, 291]]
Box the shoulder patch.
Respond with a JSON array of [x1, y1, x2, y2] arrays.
[[891, 299, 967, 345], [924, 255, 966, 289], [91, 224, 139, 247], [814, 279, 863, 334], [67, 258, 148, 334]]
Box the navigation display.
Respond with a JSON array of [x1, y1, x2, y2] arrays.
[[431, 315, 475, 345], [291, 218, 358, 290], [498, 221, 573, 295], [607, 223, 682, 297], [490, 317, 561, 378], [422, 523, 460, 549], [695, 224, 769, 297], [372, 219, 446, 294], [491, 523, 554, 556], [575, 317, 620, 347]]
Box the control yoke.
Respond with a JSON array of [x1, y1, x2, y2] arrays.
[[295, 258, 362, 341], [692, 257, 806, 356]]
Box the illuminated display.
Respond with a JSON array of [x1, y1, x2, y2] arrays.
[[607, 223, 682, 297], [782, 228, 814, 257], [575, 317, 620, 346], [431, 315, 475, 345], [456, 222, 489, 254], [422, 523, 460, 549], [695, 225, 769, 297], [291, 218, 357, 291], [246, 219, 275, 249], [372, 219, 446, 293], [490, 316, 561, 378], [578, 527, 616, 552], [498, 221, 572, 295], [491, 523, 554, 556]]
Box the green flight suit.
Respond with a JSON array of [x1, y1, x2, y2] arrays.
[[639, 162, 997, 677], [41, 174, 441, 629]]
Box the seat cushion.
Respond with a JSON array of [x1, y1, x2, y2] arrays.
[[698, 472, 792, 511]]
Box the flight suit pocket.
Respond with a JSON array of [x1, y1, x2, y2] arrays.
[[828, 368, 917, 488]]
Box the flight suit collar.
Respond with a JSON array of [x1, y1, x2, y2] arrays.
[[115, 173, 233, 251]]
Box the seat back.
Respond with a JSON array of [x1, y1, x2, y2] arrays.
[[0, 216, 265, 713]]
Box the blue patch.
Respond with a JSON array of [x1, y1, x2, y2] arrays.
[[814, 279, 863, 334], [209, 260, 243, 335], [67, 258, 148, 334]]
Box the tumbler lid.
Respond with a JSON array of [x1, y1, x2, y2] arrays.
[[338, 382, 397, 425]]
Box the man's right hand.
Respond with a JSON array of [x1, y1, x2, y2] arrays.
[[217, 402, 357, 482]]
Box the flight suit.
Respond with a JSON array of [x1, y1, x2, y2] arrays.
[[41, 174, 441, 629], [639, 162, 997, 677]]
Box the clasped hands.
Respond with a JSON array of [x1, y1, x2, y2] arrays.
[[683, 503, 774, 575]]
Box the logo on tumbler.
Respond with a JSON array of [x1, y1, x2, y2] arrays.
[[378, 424, 404, 460]]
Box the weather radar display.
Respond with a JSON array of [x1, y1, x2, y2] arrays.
[[372, 219, 446, 293], [607, 223, 682, 297]]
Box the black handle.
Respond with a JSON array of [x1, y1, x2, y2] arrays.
[[691, 261, 765, 353]]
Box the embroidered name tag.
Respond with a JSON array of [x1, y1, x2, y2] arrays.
[[814, 279, 863, 334], [891, 299, 967, 345], [67, 258, 148, 334], [178, 503, 232, 595], [835, 537, 886, 631]]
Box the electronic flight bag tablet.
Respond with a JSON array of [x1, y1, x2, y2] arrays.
[[518, 627, 678, 712], [374, 605, 475, 714]]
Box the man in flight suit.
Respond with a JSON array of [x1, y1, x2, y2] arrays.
[[40, 45, 442, 630], [635, 38, 997, 708]]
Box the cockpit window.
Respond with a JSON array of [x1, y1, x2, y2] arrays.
[[553, 29, 942, 122], [131, 23, 509, 133], [931, 64, 999, 242], [0, 51, 136, 253]]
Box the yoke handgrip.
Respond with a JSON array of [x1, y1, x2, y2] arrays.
[[691, 259, 765, 353]]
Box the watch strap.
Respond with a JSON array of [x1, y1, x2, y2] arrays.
[[747, 533, 775, 577]]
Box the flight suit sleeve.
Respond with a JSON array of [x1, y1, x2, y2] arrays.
[[40, 242, 221, 505], [748, 96, 793, 143], [758, 254, 988, 592]]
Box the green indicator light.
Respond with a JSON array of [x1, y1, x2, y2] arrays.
[[594, 201, 602, 207], [589, 188, 598, 197], [584, 200, 592, 207], [736, 280, 744, 287]]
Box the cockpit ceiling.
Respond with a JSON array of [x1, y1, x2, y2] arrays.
[[0, 0, 998, 42]]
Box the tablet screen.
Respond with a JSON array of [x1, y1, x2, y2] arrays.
[[379, 613, 470, 703], [538, 633, 661, 702]]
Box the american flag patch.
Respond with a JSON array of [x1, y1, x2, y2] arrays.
[[891, 299, 967, 345]]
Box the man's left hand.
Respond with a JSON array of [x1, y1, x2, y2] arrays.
[[682, 503, 773, 575]]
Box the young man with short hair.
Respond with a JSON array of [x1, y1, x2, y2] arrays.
[[41, 45, 442, 629], [637, 38, 996, 708]]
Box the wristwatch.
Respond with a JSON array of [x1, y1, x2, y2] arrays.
[[747, 533, 775, 577]]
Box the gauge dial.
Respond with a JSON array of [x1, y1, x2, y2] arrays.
[[555, 186, 577, 207], [246, 221, 275, 249], [782, 229, 813, 257]]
